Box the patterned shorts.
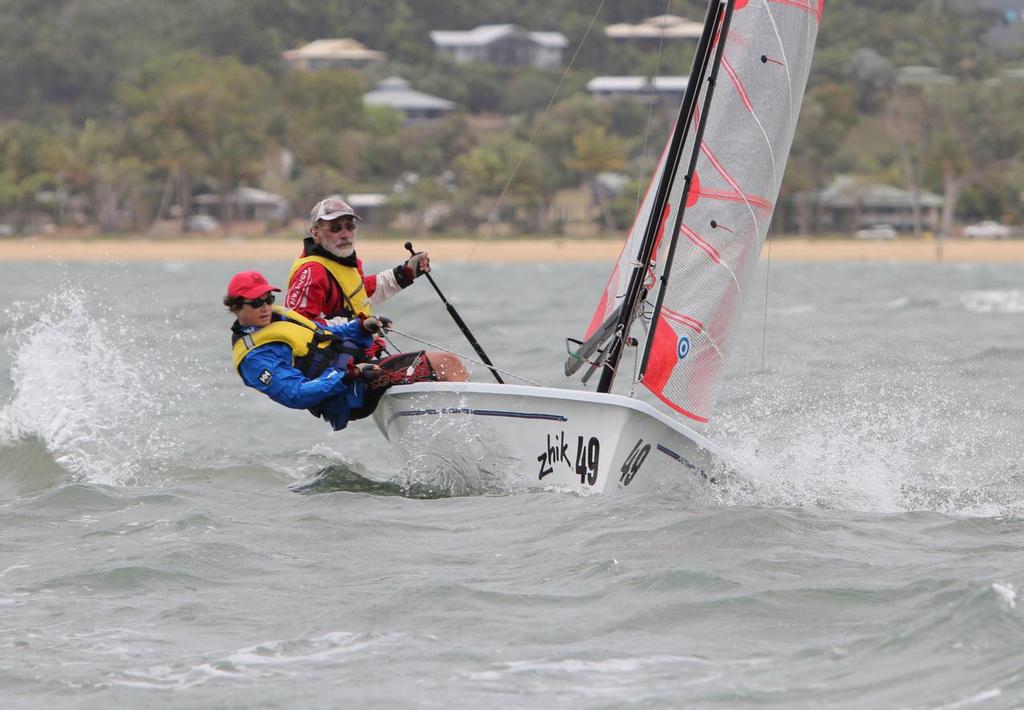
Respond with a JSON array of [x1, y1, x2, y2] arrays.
[[349, 350, 436, 420]]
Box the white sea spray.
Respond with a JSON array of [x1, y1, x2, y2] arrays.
[[1, 287, 191, 485]]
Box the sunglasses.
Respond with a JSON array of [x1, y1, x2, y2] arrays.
[[242, 294, 275, 308], [324, 219, 357, 233]]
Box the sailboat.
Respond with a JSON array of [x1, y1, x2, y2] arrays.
[[373, 0, 823, 493]]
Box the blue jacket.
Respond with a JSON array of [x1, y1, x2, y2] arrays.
[[236, 318, 373, 431]]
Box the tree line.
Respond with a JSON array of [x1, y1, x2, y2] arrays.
[[0, 0, 1022, 236]]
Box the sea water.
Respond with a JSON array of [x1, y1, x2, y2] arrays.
[[1, 256, 1022, 709]]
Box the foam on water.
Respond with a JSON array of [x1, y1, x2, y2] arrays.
[[0, 288, 185, 485], [961, 289, 1024, 314], [710, 367, 1024, 517], [105, 631, 405, 690]]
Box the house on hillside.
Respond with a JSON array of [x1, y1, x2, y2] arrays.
[[605, 15, 703, 47], [795, 176, 943, 234], [430, 25, 568, 69], [896, 66, 956, 87], [363, 77, 456, 122], [587, 76, 688, 103], [193, 187, 290, 222], [282, 39, 385, 71]]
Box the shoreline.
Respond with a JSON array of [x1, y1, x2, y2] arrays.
[[2, 237, 1024, 263]]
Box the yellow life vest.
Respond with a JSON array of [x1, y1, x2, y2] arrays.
[[288, 255, 372, 318], [231, 306, 337, 372]]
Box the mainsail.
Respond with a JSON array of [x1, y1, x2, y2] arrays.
[[571, 0, 822, 423]]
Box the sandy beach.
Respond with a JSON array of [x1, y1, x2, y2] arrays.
[[2, 237, 1024, 263]]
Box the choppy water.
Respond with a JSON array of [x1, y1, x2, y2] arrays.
[[2, 255, 1023, 708]]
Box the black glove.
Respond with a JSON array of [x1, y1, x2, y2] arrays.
[[362, 315, 393, 335], [351, 362, 383, 384]]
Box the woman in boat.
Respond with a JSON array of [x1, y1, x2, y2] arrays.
[[226, 270, 467, 431]]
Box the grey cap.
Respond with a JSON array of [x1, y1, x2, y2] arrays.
[[310, 196, 361, 224]]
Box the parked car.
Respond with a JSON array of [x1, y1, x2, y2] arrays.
[[854, 224, 897, 240], [963, 220, 1010, 239], [185, 214, 220, 233]]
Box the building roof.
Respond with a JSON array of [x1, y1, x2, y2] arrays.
[[896, 66, 956, 86], [587, 76, 688, 93], [606, 14, 704, 40], [282, 38, 385, 63], [345, 193, 388, 208], [363, 77, 456, 112], [819, 176, 943, 208], [588, 77, 647, 92], [194, 186, 288, 206], [430, 24, 568, 48]]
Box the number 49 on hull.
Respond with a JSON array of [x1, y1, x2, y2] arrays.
[[373, 382, 723, 494]]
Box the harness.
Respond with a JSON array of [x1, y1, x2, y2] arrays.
[[288, 254, 371, 318], [231, 306, 358, 379]]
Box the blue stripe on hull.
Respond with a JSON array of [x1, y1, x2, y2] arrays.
[[656, 443, 716, 483]]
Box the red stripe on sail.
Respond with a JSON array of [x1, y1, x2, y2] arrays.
[[642, 314, 709, 423], [584, 282, 613, 340], [701, 143, 754, 215], [768, 0, 822, 22], [661, 308, 704, 333], [643, 314, 680, 397], [645, 203, 673, 288], [583, 120, 678, 339], [722, 58, 754, 112], [681, 225, 721, 264], [650, 388, 710, 424], [697, 188, 774, 213]]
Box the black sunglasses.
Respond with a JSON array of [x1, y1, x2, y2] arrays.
[[242, 294, 275, 308], [324, 219, 357, 233]]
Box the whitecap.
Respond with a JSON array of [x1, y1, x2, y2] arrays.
[[961, 290, 1024, 314]]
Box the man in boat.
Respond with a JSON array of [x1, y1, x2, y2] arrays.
[[226, 270, 466, 431], [286, 195, 429, 322], [284, 195, 467, 381]]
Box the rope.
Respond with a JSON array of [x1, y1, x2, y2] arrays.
[[385, 327, 546, 387], [466, 0, 608, 264], [760, 233, 772, 371]]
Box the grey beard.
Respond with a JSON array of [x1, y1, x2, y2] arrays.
[[323, 242, 355, 258]]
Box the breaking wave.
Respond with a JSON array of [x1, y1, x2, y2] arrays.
[[961, 289, 1024, 314], [0, 288, 187, 486], [709, 368, 1024, 517]]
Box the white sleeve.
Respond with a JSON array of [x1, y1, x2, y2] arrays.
[[369, 268, 404, 305]]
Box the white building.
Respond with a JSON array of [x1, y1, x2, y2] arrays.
[[363, 77, 456, 122], [605, 15, 704, 44], [430, 24, 568, 69], [587, 76, 688, 103]]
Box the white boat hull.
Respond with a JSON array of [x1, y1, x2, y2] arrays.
[[372, 382, 724, 494]]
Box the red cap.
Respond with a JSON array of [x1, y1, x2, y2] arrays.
[[227, 271, 281, 299]]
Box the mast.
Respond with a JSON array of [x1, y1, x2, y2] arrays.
[[596, 0, 730, 394], [639, 0, 737, 380]]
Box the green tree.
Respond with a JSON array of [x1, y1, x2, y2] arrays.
[[0, 122, 56, 232], [454, 135, 549, 232], [781, 83, 859, 234], [53, 121, 148, 232], [565, 125, 627, 231], [119, 52, 273, 226]]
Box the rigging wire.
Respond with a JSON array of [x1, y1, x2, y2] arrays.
[[466, 0, 607, 265], [632, 0, 678, 217], [384, 327, 546, 388], [760, 232, 772, 371]]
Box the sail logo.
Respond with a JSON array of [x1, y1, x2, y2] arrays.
[[677, 336, 691, 360]]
